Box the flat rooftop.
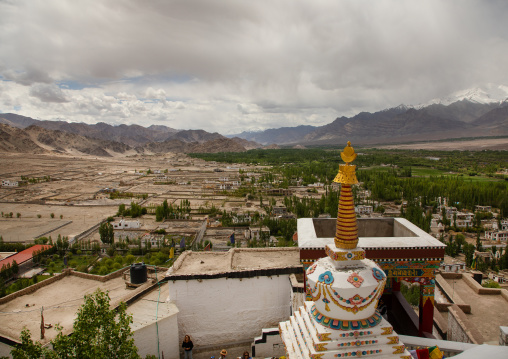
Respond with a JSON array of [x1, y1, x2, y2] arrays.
[[166, 247, 301, 278], [0, 272, 150, 345], [298, 217, 445, 250]]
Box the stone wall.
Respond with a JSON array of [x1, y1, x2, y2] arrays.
[[447, 304, 484, 344]]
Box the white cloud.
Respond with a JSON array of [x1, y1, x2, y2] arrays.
[[0, 0, 507, 133]]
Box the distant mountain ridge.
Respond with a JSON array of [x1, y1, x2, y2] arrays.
[[2, 85, 508, 150], [231, 99, 508, 145]]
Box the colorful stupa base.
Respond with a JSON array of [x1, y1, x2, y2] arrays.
[[279, 302, 411, 359]]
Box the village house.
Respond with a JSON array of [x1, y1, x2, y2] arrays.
[[488, 271, 507, 284], [307, 182, 324, 188], [456, 213, 474, 228], [272, 206, 288, 216], [112, 219, 141, 230], [355, 204, 373, 214], [475, 205, 492, 212], [356, 189, 371, 201], [244, 226, 270, 240], [485, 230, 508, 242], [140, 234, 165, 247], [155, 174, 171, 182], [1, 180, 18, 187]]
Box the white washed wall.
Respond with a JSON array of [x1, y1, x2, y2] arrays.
[[133, 312, 179, 359], [168, 275, 292, 347]]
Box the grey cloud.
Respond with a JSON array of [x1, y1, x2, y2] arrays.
[[2, 67, 53, 86], [0, 1, 508, 133], [29, 84, 67, 103]]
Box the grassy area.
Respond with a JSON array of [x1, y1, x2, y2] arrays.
[[411, 167, 451, 177], [89, 250, 173, 276], [411, 167, 503, 182], [43, 254, 98, 274]]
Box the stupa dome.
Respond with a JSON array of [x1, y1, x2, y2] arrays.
[[306, 246, 386, 323]]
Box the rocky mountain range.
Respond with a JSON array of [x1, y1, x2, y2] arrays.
[[1, 85, 508, 155], [231, 99, 508, 145], [0, 115, 263, 157]]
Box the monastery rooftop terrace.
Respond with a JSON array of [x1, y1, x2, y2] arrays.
[[165, 247, 302, 278], [298, 217, 445, 250]]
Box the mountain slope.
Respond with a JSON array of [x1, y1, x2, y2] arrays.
[[139, 137, 247, 154], [230, 125, 316, 145], [0, 123, 134, 156], [0, 114, 179, 147], [0, 124, 45, 153]]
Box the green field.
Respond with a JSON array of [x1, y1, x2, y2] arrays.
[[411, 167, 502, 182]]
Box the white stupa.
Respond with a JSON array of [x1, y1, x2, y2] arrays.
[[279, 142, 411, 359]]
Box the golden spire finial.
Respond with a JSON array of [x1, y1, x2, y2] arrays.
[[333, 141, 359, 249], [340, 141, 357, 164], [333, 141, 358, 185]]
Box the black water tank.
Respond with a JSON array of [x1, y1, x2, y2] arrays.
[[472, 271, 483, 285], [130, 263, 147, 284]]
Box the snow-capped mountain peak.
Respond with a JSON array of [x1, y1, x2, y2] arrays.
[[417, 84, 508, 107]]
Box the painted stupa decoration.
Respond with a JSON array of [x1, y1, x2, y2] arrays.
[[279, 142, 411, 359]]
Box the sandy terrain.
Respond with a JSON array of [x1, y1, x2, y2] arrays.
[[0, 204, 118, 241], [373, 138, 508, 151]]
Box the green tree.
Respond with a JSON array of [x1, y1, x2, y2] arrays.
[[99, 222, 114, 245], [11, 289, 141, 359]]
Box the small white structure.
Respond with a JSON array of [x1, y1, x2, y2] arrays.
[[440, 262, 466, 272], [355, 205, 373, 214], [1, 180, 18, 187], [112, 219, 141, 230]]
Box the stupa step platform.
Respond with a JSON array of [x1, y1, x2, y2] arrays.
[[289, 316, 314, 359], [280, 321, 306, 359], [293, 312, 315, 351], [283, 312, 411, 359]]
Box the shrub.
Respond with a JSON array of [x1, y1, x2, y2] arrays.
[[482, 279, 501, 288]]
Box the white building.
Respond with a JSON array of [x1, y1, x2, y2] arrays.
[[355, 204, 373, 214], [455, 212, 474, 228], [485, 230, 508, 242], [112, 219, 141, 230], [1, 180, 18, 187], [245, 226, 270, 240]]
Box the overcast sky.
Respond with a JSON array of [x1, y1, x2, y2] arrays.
[[1, 0, 507, 134]]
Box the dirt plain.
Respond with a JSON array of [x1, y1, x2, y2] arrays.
[[0, 152, 272, 245]]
